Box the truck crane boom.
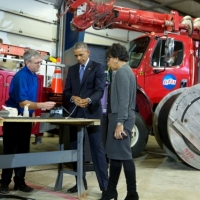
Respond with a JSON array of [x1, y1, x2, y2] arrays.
[[64, 0, 200, 40]]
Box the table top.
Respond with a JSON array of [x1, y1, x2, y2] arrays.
[[0, 117, 100, 126]]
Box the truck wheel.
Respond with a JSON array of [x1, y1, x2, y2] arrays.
[[131, 112, 148, 158]]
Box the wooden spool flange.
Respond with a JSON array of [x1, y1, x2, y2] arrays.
[[168, 84, 200, 169]]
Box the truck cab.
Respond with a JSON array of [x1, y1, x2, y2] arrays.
[[128, 33, 200, 129]]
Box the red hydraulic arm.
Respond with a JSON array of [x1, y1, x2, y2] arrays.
[[64, 0, 200, 40]]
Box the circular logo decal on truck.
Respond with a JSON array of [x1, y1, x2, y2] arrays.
[[163, 74, 177, 90]]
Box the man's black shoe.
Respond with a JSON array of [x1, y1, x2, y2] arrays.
[[13, 182, 34, 192], [0, 181, 9, 194], [100, 189, 107, 198], [67, 184, 88, 193]]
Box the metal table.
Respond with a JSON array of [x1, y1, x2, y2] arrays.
[[0, 117, 100, 199]]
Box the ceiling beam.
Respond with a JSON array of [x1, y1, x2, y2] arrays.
[[142, 0, 190, 10], [128, 0, 191, 17], [34, 0, 63, 9]]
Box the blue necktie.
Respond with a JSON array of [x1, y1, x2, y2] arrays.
[[79, 65, 85, 83]]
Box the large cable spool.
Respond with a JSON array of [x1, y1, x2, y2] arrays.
[[153, 88, 188, 161], [168, 84, 200, 169]]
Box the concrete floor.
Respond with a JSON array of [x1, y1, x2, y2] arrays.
[[0, 135, 199, 200]]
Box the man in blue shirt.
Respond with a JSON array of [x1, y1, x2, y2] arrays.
[[0, 49, 56, 194]]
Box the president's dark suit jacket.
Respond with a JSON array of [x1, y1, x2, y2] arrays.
[[63, 59, 106, 119]]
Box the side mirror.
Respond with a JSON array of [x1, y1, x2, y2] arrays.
[[165, 38, 174, 66]]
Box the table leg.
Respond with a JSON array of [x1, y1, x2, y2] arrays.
[[54, 125, 64, 190], [77, 127, 86, 199]]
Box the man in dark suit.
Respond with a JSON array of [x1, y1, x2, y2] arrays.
[[63, 42, 108, 194]]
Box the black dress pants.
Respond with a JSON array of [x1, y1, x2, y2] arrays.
[[1, 122, 32, 185]]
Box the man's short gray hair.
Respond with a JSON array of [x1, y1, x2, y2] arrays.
[[73, 42, 88, 51], [23, 49, 41, 62]]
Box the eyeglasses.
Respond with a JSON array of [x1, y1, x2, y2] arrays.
[[30, 61, 43, 65], [106, 57, 111, 62]]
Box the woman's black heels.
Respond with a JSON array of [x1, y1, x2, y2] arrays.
[[124, 192, 139, 200], [99, 189, 118, 200]]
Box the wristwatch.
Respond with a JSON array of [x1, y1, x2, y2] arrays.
[[117, 122, 123, 126], [87, 98, 92, 104]]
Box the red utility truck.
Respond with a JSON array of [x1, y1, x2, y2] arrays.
[[64, 0, 200, 157]]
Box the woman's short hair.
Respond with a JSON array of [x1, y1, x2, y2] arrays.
[[0, 38, 3, 43], [107, 43, 129, 62]]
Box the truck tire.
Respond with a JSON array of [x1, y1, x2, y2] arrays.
[[131, 112, 148, 158]]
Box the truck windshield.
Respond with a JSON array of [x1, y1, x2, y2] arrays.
[[129, 37, 150, 69]]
